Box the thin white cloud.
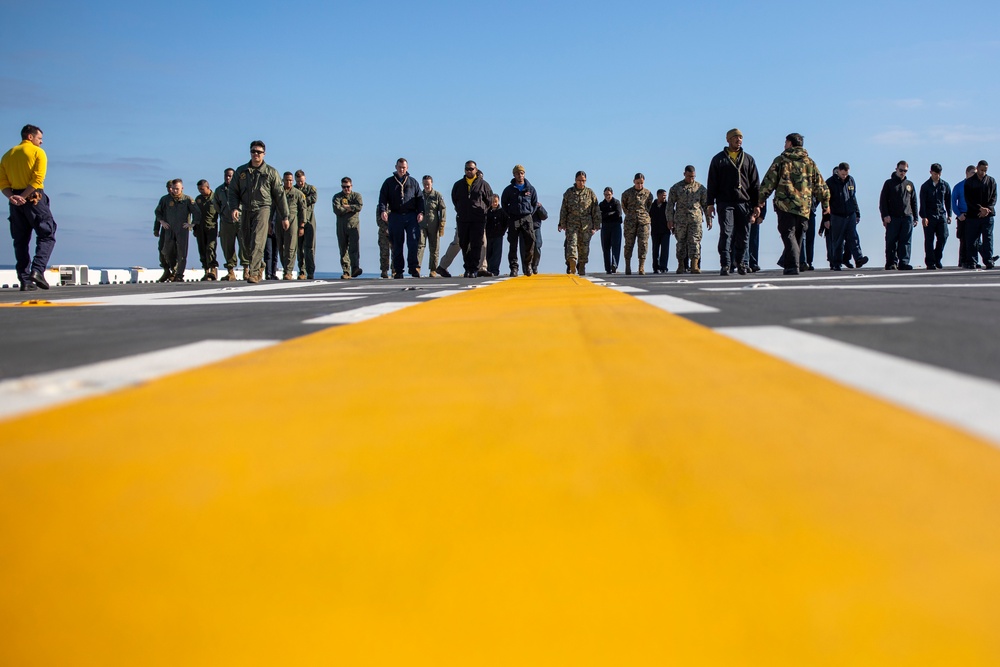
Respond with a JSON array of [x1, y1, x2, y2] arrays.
[[871, 125, 1000, 146], [872, 129, 920, 145], [893, 98, 924, 109]]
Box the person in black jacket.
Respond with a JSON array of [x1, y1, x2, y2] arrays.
[[918, 163, 952, 270], [378, 158, 424, 278], [599, 187, 623, 274], [501, 164, 538, 276], [485, 194, 507, 276], [961, 160, 998, 269], [706, 128, 760, 275], [826, 162, 868, 271], [451, 160, 494, 278], [531, 202, 547, 275], [649, 189, 670, 273], [879, 161, 919, 270]]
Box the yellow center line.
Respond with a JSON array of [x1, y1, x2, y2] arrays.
[[1, 275, 999, 665]]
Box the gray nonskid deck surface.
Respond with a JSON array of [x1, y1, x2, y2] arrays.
[[1, 269, 999, 386]]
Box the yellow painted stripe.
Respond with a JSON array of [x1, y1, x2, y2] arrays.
[[0, 299, 98, 307], [2, 275, 1000, 665]]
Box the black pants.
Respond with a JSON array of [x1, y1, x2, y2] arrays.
[[651, 230, 670, 271], [716, 201, 751, 269], [777, 211, 808, 272], [922, 216, 949, 267], [9, 190, 57, 282], [507, 217, 535, 272], [458, 219, 486, 275]]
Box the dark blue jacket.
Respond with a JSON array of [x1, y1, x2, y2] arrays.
[[919, 178, 952, 220], [500, 178, 538, 220], [378, 172, 423, 216], [826, 174, 861, 218]]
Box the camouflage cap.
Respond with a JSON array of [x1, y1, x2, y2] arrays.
[[512, 164, 526, 175], [726, 128, 743, 140]]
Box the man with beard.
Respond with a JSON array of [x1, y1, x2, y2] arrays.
[[962, 160, 997, 269], [294, 170, 318, 280], [193, 179, 219, 280], [707, 128, 760, 275], [450, 161, 494, 278], [213, 168, 245, 281]]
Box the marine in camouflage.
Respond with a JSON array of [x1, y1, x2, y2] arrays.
[[559, 185, 601, 265], [666, 179, 708, 262], [621, 186, 653, 265]]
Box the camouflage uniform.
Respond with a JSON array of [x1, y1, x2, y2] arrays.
[[295, 182, 318, 278], [333, 190, 364, 276], [758, 146, 831, 271], [376, 208, 390, 275], [417, 188, 447, 272], [666, 179, 708, 264], [277, 187, 306, 276], [621, 186, 653, 268], [559, 186, 601, 266]]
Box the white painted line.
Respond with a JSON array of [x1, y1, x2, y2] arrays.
[[418, 290, 466, 299], [343, 283, 459, 290], [703, 282, 1000, 292], [716, 325, 1000, 445], [45, 293, 366, 306], [637, 294, 720, 314], [0, 339, 278, 421], [302, 301, 417, 325], [606, 285, 648, 293]]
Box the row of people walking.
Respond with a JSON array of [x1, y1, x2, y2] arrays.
[[152, 133, 996, 283]]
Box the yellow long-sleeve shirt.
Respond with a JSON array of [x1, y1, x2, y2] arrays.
[[0, 140, 47, 191], [0, 139, 48, 190]]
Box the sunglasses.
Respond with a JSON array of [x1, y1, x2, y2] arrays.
[[250, 150, 264, 155]]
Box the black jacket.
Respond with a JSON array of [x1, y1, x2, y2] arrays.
[[501, 178, 539, 221], [649, 199, 670, 234], [826, 174, 861, 218], [599, 197, 622, 225], [964, 174, 997, 218], [706, 148, 759, 206], [879, 172, 918, 219], [451, 170, 494, 224], [486, 206, 507, 238]]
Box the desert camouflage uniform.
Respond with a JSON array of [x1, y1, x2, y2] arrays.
[[376, 208, 390, 273], [666, 179, 708, 263], [559, 186, 601, 265], [417, 188, 447, 271], [621, 186, 653, 264]]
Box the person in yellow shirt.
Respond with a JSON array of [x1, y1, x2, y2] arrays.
[[0, 124, 57, 291]]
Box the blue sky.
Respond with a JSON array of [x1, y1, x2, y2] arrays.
[[3, 0, 998, 273]]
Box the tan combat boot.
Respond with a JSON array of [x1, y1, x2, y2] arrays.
[[283, 271, 293, 280], [297, 273, 307, 280], [690, 258, 701, 274], [568, 258, 577, 274], [223, 268, 236, 281], [637, 258, 645, 275], [578, 263, 586, 276], [676, 259, 686, 274]]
